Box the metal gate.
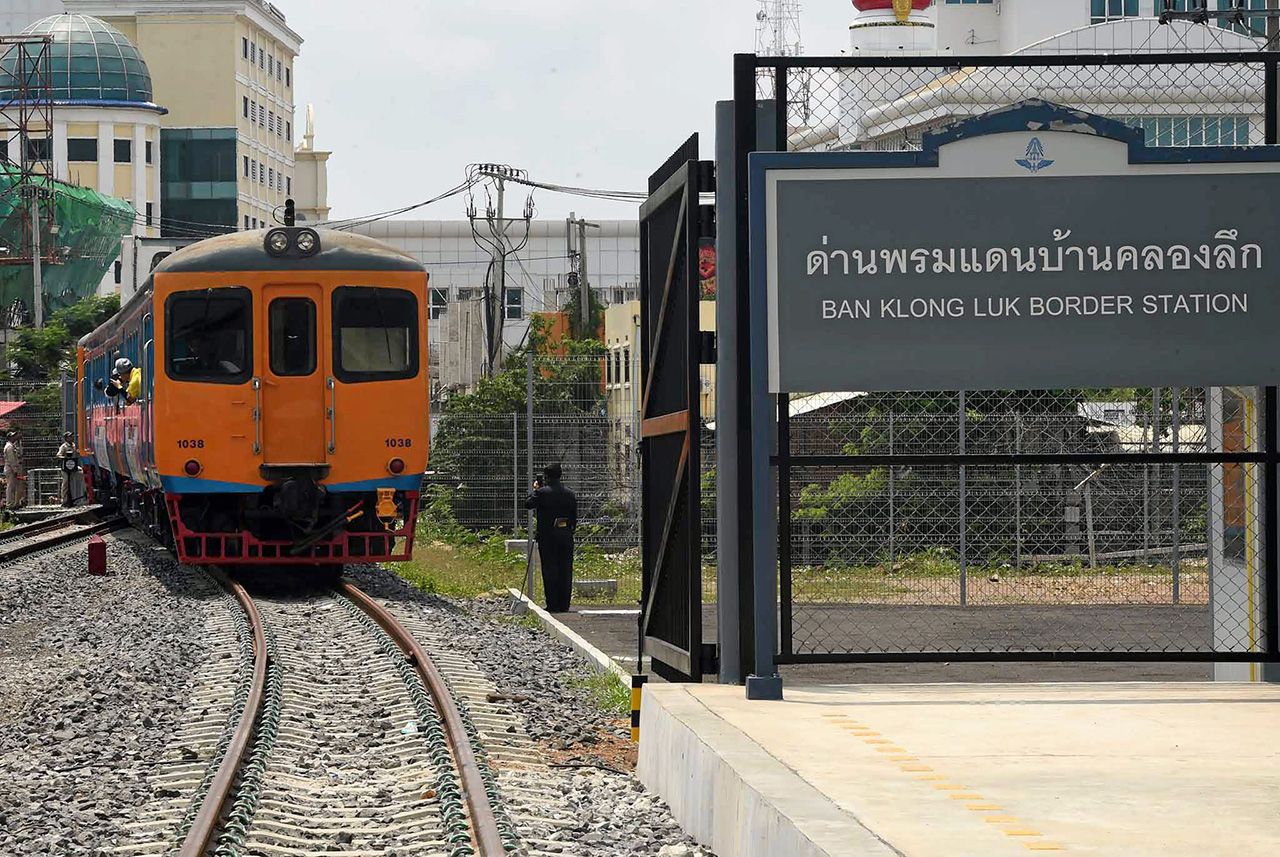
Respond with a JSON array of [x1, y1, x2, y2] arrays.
[[733, 50, 1280, 667], [638, 134, 715, 681]]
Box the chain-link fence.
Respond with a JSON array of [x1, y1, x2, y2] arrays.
[[0, 380, 68, 507], [740, 51, 1278, 661]]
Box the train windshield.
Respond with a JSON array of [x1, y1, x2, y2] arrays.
[[332, 286, 418, 382], [166, 287, 253, 384]]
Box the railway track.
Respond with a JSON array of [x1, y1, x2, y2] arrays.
[[0, 506, 125, 564], [147, 572, 518, 857]]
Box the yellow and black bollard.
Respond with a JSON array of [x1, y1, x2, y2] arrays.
[[630, 675, 648, 743]]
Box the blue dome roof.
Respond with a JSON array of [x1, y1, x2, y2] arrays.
[[0, 14, 155, 105]]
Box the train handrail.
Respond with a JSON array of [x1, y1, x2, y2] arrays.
[[326, 377, 337, 454], [252, 378, 262, 455]]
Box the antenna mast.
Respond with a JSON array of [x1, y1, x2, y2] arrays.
[[755, 0, 804, 56]]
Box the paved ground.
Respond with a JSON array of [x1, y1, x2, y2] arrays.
[[559, 603, 1213, 682], [642, 681, 1280, 856]]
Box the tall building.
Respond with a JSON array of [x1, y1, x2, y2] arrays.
[[0, 0, 64, 36], [66, 1, 302, 235], [293, 104, 329, 223]]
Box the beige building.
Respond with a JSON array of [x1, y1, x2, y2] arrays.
[[604, 298, 716, 431], [67, 0, 302, 233], [293, 104, 330, 223]]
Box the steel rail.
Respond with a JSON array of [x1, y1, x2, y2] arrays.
[[0, 514, 125, 564], [179, 569, 268, 857], [0, 505, 105, 544], [336, 579, 507, 857]]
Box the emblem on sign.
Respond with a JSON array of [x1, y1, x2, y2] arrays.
[[892, 0, 912, 22], [1016, 137, 1055, 174]]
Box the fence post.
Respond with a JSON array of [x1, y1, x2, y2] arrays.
[[1084, 481, 1097, 570], [1015, 413, 1022, 570], [888, 411, 895, 568], [525, 351, 535, 596], [959, 390, 967, 607], [512, 412, 519, 535], [1172, 387, 1181, 604]]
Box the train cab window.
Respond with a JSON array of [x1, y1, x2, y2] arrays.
[[269, 298, 317, 376], [332, 286, 418, 383], [166, 287, 253, 384]]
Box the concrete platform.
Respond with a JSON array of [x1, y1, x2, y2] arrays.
[[638, 682, 1280, 857]]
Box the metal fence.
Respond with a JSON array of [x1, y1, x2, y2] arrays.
[[739, 50, 1278, 662], [0, 380, 67, 506]]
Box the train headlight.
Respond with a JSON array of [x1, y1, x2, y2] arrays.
[[265, 229, 290, 256], [295, 229, 320, 256], [387, 457, 406, 475], [184, 459, 202, 477]]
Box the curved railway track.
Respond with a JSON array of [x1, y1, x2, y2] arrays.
[[0, 506, 125, 564], [171, 572, 513, 857]]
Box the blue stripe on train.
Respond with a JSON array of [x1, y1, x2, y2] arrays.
[[159, 473, 424, 494]]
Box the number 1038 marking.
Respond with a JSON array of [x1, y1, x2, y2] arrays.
[[385, 438, 413, 448]]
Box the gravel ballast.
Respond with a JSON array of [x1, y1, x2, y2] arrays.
[[0, 533, 214, 856], [346, 565, 715, 857]]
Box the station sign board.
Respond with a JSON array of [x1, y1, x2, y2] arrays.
[[754, 110, 1280, 393]]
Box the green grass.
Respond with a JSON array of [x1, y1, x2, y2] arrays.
[[565, 669, 630, 717]]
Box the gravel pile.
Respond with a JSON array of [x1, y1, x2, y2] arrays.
[[344, 565, 714, 857], [0, 534, 213, 856]]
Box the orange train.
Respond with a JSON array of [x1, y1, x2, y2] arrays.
[[73, 226, 430, 567]]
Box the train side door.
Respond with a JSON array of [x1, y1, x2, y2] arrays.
[[261, 284, 326, 465]]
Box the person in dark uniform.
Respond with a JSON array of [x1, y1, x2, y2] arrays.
[[524, 463, 577, 613]]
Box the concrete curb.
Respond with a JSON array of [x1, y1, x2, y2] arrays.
[[507, 588, 631, 685], [637, 685, 899, 857]]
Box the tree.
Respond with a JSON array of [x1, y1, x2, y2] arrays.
[[4, 294, 120, 381]]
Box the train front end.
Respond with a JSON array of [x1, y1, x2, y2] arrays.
[[153, 227, 429, 566]]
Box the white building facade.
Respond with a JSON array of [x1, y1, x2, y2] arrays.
[[350, 219, 640, 386], [795, 0, 1270, 153]]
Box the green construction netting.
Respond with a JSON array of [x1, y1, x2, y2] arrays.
[[0, 163, 135, 322]]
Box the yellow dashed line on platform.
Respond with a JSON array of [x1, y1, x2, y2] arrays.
[[827, 713, 1068, 851]]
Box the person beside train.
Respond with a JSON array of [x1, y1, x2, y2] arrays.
[[4, 428, 26, 512], [57, 432, 78, 508], [524, 463, 578, 613]]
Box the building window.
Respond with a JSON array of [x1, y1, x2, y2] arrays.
[[268, 112, 274, 135], [277, 58, 283, 80], [245, 215, 251, 230], [1217, 0, 1268, 35], [429, 287, 449, 319], [285, 67, 291, 87], [145, 203, 153, 226], [243, 96, 249, 118], [259, 47, 265, 69], [251, 42, 256, 64], [1121, 114, 1251, 146], [504, 287, 523, 320], [1091, 0, 1140, 22], [623, 346, 631, 383], [114, 139, 132, 163], [286, 176, 291, 195], [67, 138, 97, 162], [243, 155, 250, 177], [259, 164, 265, 185], [285, 121, 291, 141], [242, 36, 249, 59], [145, 141, 153, 164], [250, 100, 256, 123], [268, 167, 274, 189], [25, 136, 50, 161], [251, 160, 257, 182]]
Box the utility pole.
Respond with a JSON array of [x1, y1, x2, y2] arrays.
[[467, 164, 532, 376], [30, 190, 42, 329], [566, 212, 600, 333]]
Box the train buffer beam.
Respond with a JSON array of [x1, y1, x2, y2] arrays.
[[637, 682, 1280, 857]]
